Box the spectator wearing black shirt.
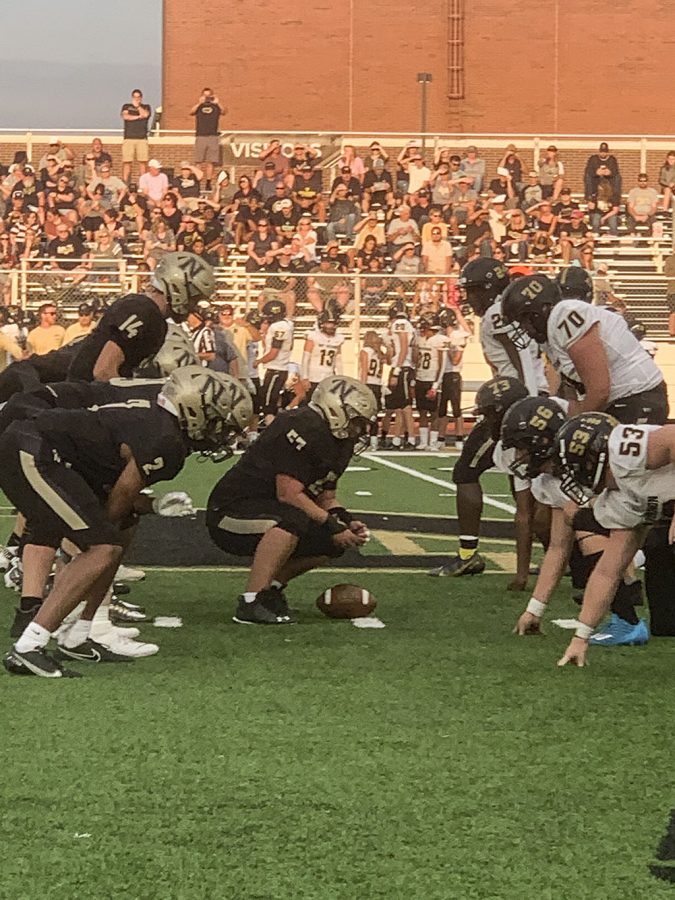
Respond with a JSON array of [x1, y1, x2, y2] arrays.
[[330, 166, 362, 203], [558, 210, 591, 264], [584, 142, 621, 201], [286, 143, 321, 184], [232, 175, 262, 245], [264, 181, 291, 215], [362, 159, 393, 212], [270, 198, 301, 245], [172, 161, 203, 210], [121, 88, 152, 184], [246, 219, 279, 272], [48, 222, 89, 282], [190, 235, 219, 268], [190, 88, 225, 188], [552, 187, 579, 224], [410, 189, 432, 227], [292, 164, 325, 222], [17, 167, 44, 219]]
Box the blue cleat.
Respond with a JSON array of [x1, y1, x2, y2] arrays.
[[589, 614, 649, 646]]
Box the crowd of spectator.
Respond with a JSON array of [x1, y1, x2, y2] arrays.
[[1, 90, 675, 328]]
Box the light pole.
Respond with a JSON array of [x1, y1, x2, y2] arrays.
[[417, 72, 433, 151]]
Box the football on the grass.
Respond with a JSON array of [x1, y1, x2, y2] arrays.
[[316, 583, 377, 619]]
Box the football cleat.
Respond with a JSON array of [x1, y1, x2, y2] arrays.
[[55, 639, 134, 663], [3, 647, 82, 678], [9, 603, 42, 639], [427, 552, 486, 577], [3, 557, 23, 592], [94, 632, 159, 658], [109, 599, 148, 625], [115, 564, 146, 583], [233, 591, 296, 625], [589, 615, 649, 647], [112, 581, 131, 595], [0, 545, 18, 572]]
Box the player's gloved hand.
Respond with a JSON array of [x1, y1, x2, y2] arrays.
[[557, 636, 589, 668], [513, 611, 543, 635], [152, 491, 196, 518], [506, 576, 528, 592]]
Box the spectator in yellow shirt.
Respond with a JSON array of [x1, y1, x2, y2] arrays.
[[26, 303, 66, 355], [63, 302, 96, 345]]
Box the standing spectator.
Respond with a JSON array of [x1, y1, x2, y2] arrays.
[[459, 146, 486, 193], [584, 141, 621, 200], [26, 303, 66, 354], [190, 88, 225, 190], [538, 145, 565, 200], [422, 228, 453, 274], [658, 151, 675, 211], [63, 302, 95, 345], [139, 159, 169, 207], [625, 173, 659, 234], [121, 88, 152, 184]]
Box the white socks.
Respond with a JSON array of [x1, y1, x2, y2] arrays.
[[15, 622, 51, 654], [59, 618, 91, 649], [243, 591, 257, 604]]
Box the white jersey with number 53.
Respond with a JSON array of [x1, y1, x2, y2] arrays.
[[594, 423, 675, 529], [545, 301, 663, 404]]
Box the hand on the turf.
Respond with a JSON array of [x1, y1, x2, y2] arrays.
[[349, 520, 371, 542], [333, 528, 368, 550], [152, 491, 195, 518], [513, 611, 543, 635], [557, 636, 589, 667], [506, 576, 528, 592]]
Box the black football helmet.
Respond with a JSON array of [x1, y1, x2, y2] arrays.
[[630, 321, 646, 341], [556, 412, 618, 505], [318, 307, 340, 333], [388, 299, 408, 320], [245, 310, 263, 330], [418, 312, 440, 331], [458, 257, 510, 316], [262, 299, 286, 323], [556, 266, 594, 303], [501, 274, 562, 349], [474, 376, 529, 441], [438, 307, 457, 329], [500, 397, 567, 479]]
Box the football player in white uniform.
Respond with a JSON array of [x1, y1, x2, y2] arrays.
[[358, 330, 387, 451], [555, 413, 675, 666], [502, 273, 668, 424], [436, 307, 469, 449], [254, 299, 294, 424], [413, 313, 448, 450], [301, 308, 344, 401], [501, 399, 644, 646], [381, 302, 416, 451]]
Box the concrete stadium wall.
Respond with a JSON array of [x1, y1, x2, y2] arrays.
[[162, 0, 675, 134]]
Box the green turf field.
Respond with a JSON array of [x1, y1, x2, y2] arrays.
[[1, 454, 674, 898]]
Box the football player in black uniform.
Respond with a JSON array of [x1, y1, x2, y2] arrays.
[[206, 375, 377, 625], [428, 376, 529, 579], [1, 367, 252, 677], [0, 251, 215, 401]]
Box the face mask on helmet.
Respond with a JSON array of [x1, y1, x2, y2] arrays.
[[556, 413, 617, 505], [309, 376, 377, 448], [474, 377, 529, 439], [151, 251, 216, 320], [501, 398, 567, 479], [501, 275, 559, 348], [262, 299, 286, 323], [459, 258, 509, 316], [160, 366, 253, 459]]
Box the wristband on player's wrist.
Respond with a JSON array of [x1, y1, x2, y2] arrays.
[[323, 514, 349, 536], [392, 366, 401, 376], [526, 597, 547, 618], [574, 622, 594, 641], [329, 506, 354, 526]]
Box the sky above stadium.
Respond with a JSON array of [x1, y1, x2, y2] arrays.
[[0, 0, 162, 132]]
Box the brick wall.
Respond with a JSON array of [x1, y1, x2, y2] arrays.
[[162, 0, 675, 135]]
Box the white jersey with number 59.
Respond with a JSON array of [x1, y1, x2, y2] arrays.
[[594, 423, 675, 530], [545, 301, 663, 404]]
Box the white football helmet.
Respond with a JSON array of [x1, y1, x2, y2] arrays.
[[151, 252, 216, 319], [154, 324, 200, 376], [310, 376, 377, 443], [159, 365, 253, 454]]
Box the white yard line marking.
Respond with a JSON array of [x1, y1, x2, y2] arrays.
[[363, 455, 516, 515]]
